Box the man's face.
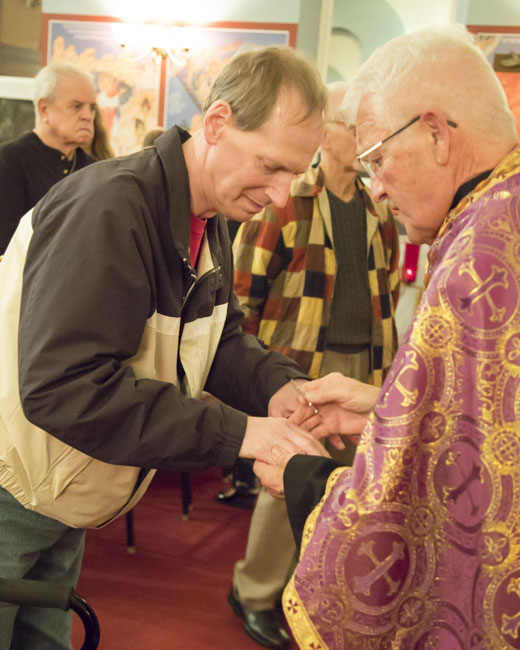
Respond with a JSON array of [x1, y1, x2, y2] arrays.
[[356, 95, 452, 245], [40, 75, 97, 149], [205, 88, 324, 221], [323, 120, 360, 172]]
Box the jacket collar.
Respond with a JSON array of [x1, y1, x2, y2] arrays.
[[290, 164, 324, 198], [436, 144, 520, 244], [294, 165, 381, 254], [291, 164, 378, 213], [155, 126, 193, 262], [425, 144, 520, 288], [155, 126, 224, 276]]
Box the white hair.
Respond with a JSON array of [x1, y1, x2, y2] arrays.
[[33, 62, 95, 121], [326, 81, 350, 123], [342, 23, 517, 142]]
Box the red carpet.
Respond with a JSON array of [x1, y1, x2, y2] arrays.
[[72, 469, 298, 649]]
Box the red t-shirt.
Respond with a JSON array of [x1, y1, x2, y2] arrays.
[[190, 213, 207, 267]]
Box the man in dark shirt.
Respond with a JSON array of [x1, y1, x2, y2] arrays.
[[0, 62, 97, 253]]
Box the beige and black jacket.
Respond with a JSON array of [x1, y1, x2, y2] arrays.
[[0, 127, 305, 528]]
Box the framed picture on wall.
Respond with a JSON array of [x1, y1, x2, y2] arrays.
[[42, 14, 296, 154], [163, 24, 295, 131], [43, 15, 162, 156], [468, 25, 520, 135]]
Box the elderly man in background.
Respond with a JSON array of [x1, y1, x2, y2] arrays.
[[0, 62, 97, 252], [0, 46, 329, 648], [254, 24, 520, 649], [229, 82, 399, 648]]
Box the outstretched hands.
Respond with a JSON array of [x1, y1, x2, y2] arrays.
[[239, 379, 330, 498], [241, 373, 380, 497], [289, 372, 380, 442], [253, 446, 294, 499], [239, 415, 330, 467]]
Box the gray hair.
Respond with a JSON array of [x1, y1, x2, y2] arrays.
[[203, 46, 328, 131], [326, 81, 350, 123], [33, 62, 95, 120], [342, 24, 517, 142]]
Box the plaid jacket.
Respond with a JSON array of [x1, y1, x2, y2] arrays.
[[233, 166, 400, 386]]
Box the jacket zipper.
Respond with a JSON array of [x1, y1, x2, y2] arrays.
[[181, 258, 223, 310], [181, 258, 197, 309]]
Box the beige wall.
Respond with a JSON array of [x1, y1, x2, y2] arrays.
[[1, 0, 41, 50], [0, 0, 42, 76]]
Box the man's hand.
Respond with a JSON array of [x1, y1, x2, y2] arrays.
[[267, 378, 309, 418], [267, 378, 347, 448], [290, 402, 369, 440], [239, 415, 329, 465], [253, 446, 294, 499]]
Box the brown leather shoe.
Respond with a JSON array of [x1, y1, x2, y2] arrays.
[[228, 588, 291, 648]]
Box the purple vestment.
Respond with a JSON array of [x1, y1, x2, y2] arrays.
[[284, 146, 520, 649]]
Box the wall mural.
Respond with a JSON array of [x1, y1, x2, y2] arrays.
[[43, 15, 295, 156], [469, 26, 520, 136], [164, 27, 291, 132]]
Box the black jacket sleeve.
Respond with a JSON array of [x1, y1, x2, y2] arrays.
[[284, 455, 343, 551]]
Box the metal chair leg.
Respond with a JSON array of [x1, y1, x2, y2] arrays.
[[0, 578, 100, 649], [180, 472, 192, 519], [70, 593, 101, 650], [125, 510, 135, 554]]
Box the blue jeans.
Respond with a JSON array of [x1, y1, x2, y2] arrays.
[[0, 487, 85, 650]]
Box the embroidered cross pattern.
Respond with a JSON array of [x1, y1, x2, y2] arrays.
[[382, 350, 419, 408], [458, 259, 508, 322], [501, 577, 520, 640], [443, 460, 482, 516], [353, 539, 404, 597]]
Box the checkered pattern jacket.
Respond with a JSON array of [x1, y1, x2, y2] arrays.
[[233, 166, 400, 385]]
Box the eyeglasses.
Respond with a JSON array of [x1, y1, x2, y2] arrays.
[[357, 114, 458, 178]]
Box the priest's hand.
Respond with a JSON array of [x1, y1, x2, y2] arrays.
[[288, 372, 379, 440], [253, 446, 295, 499]]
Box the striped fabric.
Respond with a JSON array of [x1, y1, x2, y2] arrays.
[[233, 166, 400, 386]]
